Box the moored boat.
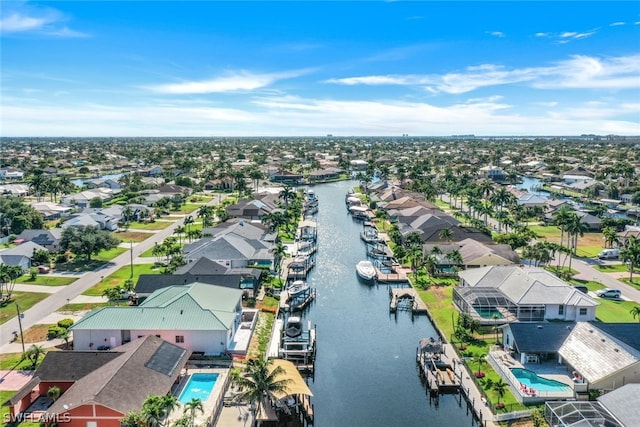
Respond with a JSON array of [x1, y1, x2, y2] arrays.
[[356, 260, 377, 282]]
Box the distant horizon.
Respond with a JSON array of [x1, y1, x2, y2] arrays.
[[2, 2, 639, 136]]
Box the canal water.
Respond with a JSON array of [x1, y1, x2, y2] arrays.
[[300, 180, 475, 427]]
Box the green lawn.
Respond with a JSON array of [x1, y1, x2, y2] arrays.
[[16, 275, 77, 286], [53, 247, 127, 273], [114, 231, 154, 243], [58, 302, 111, 313], [620, 277, 640, 290], [82, 264, 162, 296], [575, 245, 602, 258], [126, 221, 174, 230], [172, 203, 202, 214], [594, 264, 628, 273], [93, 246, 128, 261], [569, 279, 638, 322], [0, 353, 32, 370], [528, 225, 561, 239], [0, 292, 50, 324]]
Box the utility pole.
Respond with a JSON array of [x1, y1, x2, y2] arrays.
[[15, 303, 25, 355], [130, 240, 134, 278]]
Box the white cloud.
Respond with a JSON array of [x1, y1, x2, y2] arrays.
[[147, 70, 309, 94], [557, 29, 598, 43], [0, 6, 87, 37], [609, 22, 625, 27], [4, 94, 639, 137], [0, 12, 54, 33], [325, 54, 640, 94], [487, 31, 505, 38]]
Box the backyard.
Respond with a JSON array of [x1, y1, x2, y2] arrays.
[[528, 225, 604, 258]]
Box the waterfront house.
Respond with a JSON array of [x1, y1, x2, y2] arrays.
[[479, 165, 507, 182], [269, 170, 303, 184], [454, 266, 598, 324], [423, 238, 520, 271], [502, 322, 640, 393], [135, 257, 263, 299], [308, 168, 342, 183], [397, 213, 493, 244], [516, 193, 547, 209], [60, 188, 117, 208], [225, 198, 279, 221], [71, 282, 244, 355]]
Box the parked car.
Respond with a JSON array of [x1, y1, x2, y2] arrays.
[[38, 265, 50, 274], [598, 248, 620, 259], [596, 288, 621, 299]]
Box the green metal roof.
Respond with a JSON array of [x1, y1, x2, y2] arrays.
[[71, 283, 241, 331]]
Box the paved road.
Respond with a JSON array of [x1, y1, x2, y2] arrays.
[[1, 197, 226, 347], [553, 253, 640, 303]]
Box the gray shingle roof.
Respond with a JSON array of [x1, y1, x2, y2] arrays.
[[597, 383, 640, 427], [508, 322, 575, 353], [46, 335, 190, 416]]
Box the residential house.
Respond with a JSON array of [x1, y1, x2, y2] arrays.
[[349, 159, 368, 171], [16, 229, 63, 252], [71, 282, 244, 355], [597, 383, 640, 426], [135, 257, 263, 299], [479, 165, 507, 182], [454, 266, 598, 324], [2, 336, 190, 427], [61, 188, 117, 208], [503, 322, 640, 393], [84, 178, 121, 190], [137, 165, 164, 177], [0, 184, 30, 196], [397, 213, 493, 244], [225, 199, 279, 221], [308, 168, 342, 183], [517, 193, 547, 209], [0, 167, 25, 180], [269, 170, 303, 184], [183, 233, 274, 270], [0, 241, 48, 269], [30, 202, 73, 220], [423, 238, 520, 270]]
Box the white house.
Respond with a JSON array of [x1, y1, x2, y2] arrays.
[[70, 282, 245, 355], [454, 266, 598, 324]]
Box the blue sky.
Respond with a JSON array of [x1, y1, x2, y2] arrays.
[[1, 1, 639, 137]]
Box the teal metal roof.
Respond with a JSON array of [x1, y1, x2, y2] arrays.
[[71, 283, 241, 331]]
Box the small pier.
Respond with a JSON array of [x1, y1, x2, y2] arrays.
[[416, 337, 461, 395], [389, 287, 428, 314]]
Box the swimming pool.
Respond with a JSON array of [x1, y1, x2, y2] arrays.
[[510, 368, 572, 393], [474, 307, 504, 319], [178, 373, 219, 405]]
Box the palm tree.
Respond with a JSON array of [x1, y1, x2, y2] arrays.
[[174, 225, 185, 246], [182, 398, 204, 427], [473, 353, 486, 377], [553, 205, 572, 249], [121, 411, 144, 427], [629, 306, 640, 322], [47, 385, 61, 402], [445, 249, 463, 271], [406, 244, 424, 280], [279, 185, 296, 209], [602, 226, 619, 249], [438, 228, 454, 243], [59, 329, 71, 349], [197, 205, 214, 228], [234, 358, 292, 421], [493, 379, 508, 406], [26, 344, 45, 368], [183, 216, 194, 242], [620, 236, 640, 283]]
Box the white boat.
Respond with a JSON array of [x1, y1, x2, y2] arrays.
[[356, 260, 377, 282], [286, 280, 310, 297]]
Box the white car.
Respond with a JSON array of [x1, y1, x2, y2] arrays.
[[596, 288, 621, 299]]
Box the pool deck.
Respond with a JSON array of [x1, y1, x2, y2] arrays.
[[169, 368, 229, 426]]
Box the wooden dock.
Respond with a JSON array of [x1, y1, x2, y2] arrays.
[[389, 287, 428, 314]]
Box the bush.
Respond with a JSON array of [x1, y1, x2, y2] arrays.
[[57, 318, 74, 329], [47, 326, 65, 339]]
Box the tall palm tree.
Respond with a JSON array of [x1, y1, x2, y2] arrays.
[[438, 228, 454, 243], [620, 236, 640, 283], [553, 206, 572, 249], [183, 216, 194, 242], [197, 205, 214, 228], [629, 306, 640, 322], [279, 185, 296, 209], [182, 398, 204, 427], [26, 344, 45, 368], [493, 379, 508, 406], [174, 225, 185, 246], [234, 358, 292, 422]]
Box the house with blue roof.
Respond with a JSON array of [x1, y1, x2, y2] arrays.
[[70, 282, 245, 355]]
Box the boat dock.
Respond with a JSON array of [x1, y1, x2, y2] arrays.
[[279, 287, 317, 312], [389, 287, 428, 314]]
